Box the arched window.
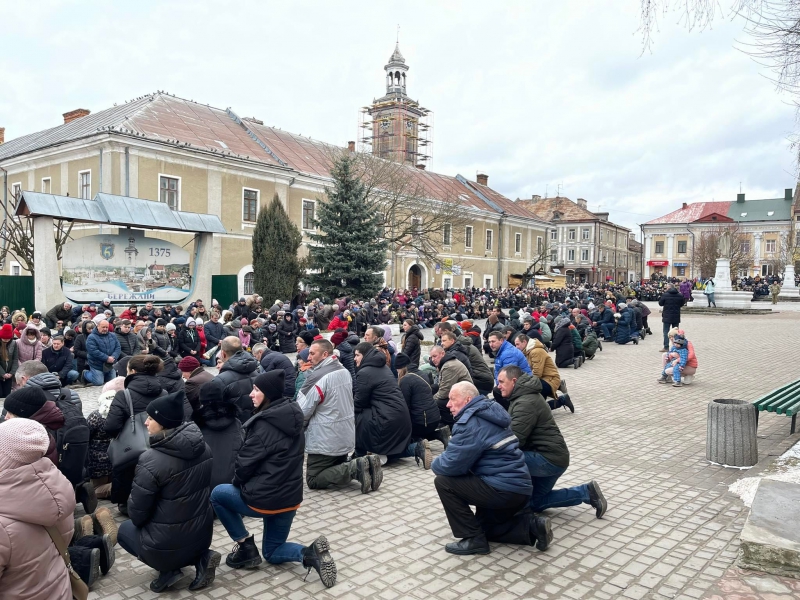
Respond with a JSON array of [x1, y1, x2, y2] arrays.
[[244, 272, 255, 295], [395, 71, 401, 86]]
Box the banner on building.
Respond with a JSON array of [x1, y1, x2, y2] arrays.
[[62, 229, 192, 303]]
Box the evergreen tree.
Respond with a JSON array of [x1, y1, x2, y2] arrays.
[[251, 194, 304, 302], [308, 153, 388, 298]]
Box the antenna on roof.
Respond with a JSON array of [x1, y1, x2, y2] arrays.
[[397, 24, 400, 44]]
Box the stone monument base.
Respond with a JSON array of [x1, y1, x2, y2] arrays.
[[692, 289, 753, 309]]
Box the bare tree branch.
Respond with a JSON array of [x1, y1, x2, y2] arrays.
[[690, 222, 754, 279]]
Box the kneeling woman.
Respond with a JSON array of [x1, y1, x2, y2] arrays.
[[211, 370, 336, 588], [118, 391, 218, 593]]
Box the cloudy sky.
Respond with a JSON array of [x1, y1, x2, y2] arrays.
[[0, 1, 795, 232]]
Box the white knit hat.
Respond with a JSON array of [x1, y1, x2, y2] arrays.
[[0, 418, 50, 471]]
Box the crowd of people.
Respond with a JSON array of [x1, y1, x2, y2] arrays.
[[0, 280, 708, 598]]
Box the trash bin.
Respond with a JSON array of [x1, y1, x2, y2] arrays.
[[706, 399, 758, 467]]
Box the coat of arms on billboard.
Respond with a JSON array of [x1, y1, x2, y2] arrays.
[[100, 243, 115, 260]]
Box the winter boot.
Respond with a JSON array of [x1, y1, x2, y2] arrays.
[[558, 379, 568, 394], [366, 454, 383, 491], [150, 570, 184, 593], [435, 425, 451, 450], [117, 503, 128, 516], [92, 506, 118, 546], [414, 440, 432, 470], [74, 534, 115, 575], [598, 340, 603, 351], [69, 546, 101, 588], [226, 535, 262, 569], [558, 394, 574, 413], [302, 535, 337, 588], [529, 515, 553, 551], [76, 481, 98, 514], [72, 515, 93, 544], [350, 456, 372, 494], [189, 549, 221, 591], [573, 358, 580, 369], [587, 480, 607, 518]]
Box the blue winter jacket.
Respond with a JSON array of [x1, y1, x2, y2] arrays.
[[203, 321, 225, 347], [431, 395, 532, 496], [493, 340, 532, 383], [614, 309, 633, 345], [86, 329, 121, 370]]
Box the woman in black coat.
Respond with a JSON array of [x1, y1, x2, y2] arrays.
[[119, 390, 218, 593], [210, 370, 336, 588], [193, 383, 242, 490], [400, 320, 423, 369], [104, 354, 166, 512], [277, 314, 298, 354], [353, 343, 412, 459], [395, 352, 439, 469], [177, 319, 202, 358], [157, 356, 186, 395], [551, 319, 575, 369], [73, 320, 95, 377]]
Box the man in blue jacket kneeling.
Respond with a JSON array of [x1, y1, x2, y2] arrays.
[[432, 381, 553, 555]]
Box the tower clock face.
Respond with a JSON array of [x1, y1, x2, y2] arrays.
[[380, 120, 390, 131], [406, 120, 413, 130]]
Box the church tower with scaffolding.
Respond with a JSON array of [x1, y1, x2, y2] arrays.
[[360, 43, 433, 167]]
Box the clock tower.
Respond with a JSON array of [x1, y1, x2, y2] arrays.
[[360, 43, 432, 167]]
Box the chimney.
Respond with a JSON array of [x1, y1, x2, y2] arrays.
[[415, 164, 426, 170], [347, 141, 355, 153], [576, 198, 587, 210], [682, 202, 687, 209], [737, 193, 745, 203], [476, 173, 488, 186], [242, 116, 264, 125], [63, 109, 90, 124], [530, 194, 542, 204], [0, 127, 4, 145], [785, 188, 793, 201]]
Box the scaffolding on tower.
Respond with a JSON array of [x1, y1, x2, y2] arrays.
[[359, 97, 433, 168]]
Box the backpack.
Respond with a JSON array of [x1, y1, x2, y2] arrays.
[[55, 389, 91, 485]]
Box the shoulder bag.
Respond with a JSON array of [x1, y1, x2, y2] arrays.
[[107, 389, 150, 470], [44, 525, 89, 600]]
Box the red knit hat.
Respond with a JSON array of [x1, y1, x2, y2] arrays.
[[330, 329, 348, 347], [460, 321, 472, 331], [178, 356, 201, 372], [0, 324, 13, 341]]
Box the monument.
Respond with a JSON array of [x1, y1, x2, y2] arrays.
[[691, 230, 755, 308], [779, 263, 800, 298]]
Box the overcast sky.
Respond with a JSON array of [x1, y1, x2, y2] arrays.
[[0, 1, 795, 233]]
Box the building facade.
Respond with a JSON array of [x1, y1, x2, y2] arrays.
[[516, 195, 638, 283], [642, 190, 795, 279]]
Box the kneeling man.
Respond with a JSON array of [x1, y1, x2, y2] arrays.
[[432, 381, 553, 555]]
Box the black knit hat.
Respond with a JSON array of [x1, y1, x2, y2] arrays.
[[146, 390, 185, 429], [394, 352, 411, 370], [253, 370, 284, 402], [3, 386, 49, 418], [298, 331, 314, 346]]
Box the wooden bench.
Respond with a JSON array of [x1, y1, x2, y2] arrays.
[[753, 379, 800, 434]]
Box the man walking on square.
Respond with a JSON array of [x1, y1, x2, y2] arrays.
[[497, 366, 607, 519], [432, 381, 552, 555], [658, 284, 685, 352]]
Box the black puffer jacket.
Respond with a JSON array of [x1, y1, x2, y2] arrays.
[[234, 396, 304, 511], [457, 335, 495, 393], [177, 328, 201, 357], [194, 398, 242, 490], [401, 325, 424, 368], [551, 321, 574, 369], [446, 342, 473, 373], [277, 316, 298, 353], [104, 374, 165, 437], [152, 330, 177, 359], [337, 333, 360, 382], [73, 321, 93, 373], [398, 371, 440, 438], [203, 351, 258, 421], [128, 422, 213, 572], [157, 358, 186, 395], [354, 348, 412, 456], [116, 331, 141, 358], [658, 287, 685, 324]]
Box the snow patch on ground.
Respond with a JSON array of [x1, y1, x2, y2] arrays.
[[729, 441, 800, 506]]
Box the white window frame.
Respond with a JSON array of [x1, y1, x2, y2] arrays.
[[514, 232, 522, 255], [568, 228, 576, 241], [78, 170, 91, 200], [9, 260, 21, 276], [301, 198, 317, 231], [568, 249, 575, 261], [741, 241, 751, 254], [537, 236, 543, 253], [463, 272, 473, 288], [677, 240, 687, 254], [443, 223, 452, 247], [464, 225, 473, 250], [243, 271, 255, 295], [41, 177, 51, 194], [443, 276, 452, 290], [242, 187, 260, 225], [765, 239, 776, 254], [11, 182, 21, 201], [582, 228, 590, 240], [655, 240, 664, 255], [581, 248, 589, 261], [158, 173, 181, 211], [550, 250, 558, 263], [485, 229, 493, 252], [550, 229, 557, 241], [483, 275, 493, 289]]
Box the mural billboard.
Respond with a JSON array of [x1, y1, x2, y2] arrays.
[[62, 229, 192, 303]]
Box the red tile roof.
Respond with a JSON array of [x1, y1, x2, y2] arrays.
[[645, 201, 732, 225], [516, 196, 600, 222]]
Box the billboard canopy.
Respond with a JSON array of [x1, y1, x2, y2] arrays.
[[15, 191, 225, 234]]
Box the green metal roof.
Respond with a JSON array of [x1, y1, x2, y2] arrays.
[[726, 198, 793, 222]]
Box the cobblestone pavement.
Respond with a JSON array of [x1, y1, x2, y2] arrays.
[[10, 305, 800, 600]]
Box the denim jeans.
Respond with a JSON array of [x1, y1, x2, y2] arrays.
[[706, 293, 716, 306], [210, 484, 304, 563], [388, 441, 419, 462], [524, 451, 589, 512], [118, 520, 143, 560], [601, 323, 614, 340], [86, 365, 115, 386], [61, 370, 79, 386]]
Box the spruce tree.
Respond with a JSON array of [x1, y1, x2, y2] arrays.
[[251, 194, 304, 302], [308, 153, 388, 298]]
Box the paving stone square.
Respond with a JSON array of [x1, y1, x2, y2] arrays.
[[29, 305, 800, 599]]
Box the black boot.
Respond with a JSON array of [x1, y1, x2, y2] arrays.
[[366, 454, 383, 491], [69, 546, 100, 587], [226, 535, 262, 569], [558, 394, 574, 413], [435, 425, 451, 449], [529, 515, 553, 551], [445, 534, 490, 555], [587, 480, 607, 518], [189, 549, 221, 591], [117, 503, 128, 516], [414, 440, 432, 470], [349, 456, 372, 494], [74, 534, 115, 575], [76, 481, 98, 514], [302, 535, 337, 588], [150, 570, 184, 593]]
